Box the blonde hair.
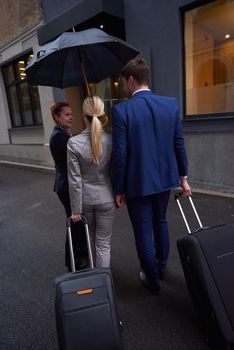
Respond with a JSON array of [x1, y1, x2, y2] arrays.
[[82, 96, 105, 165]]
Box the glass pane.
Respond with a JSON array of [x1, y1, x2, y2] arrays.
[[27, 53, 34, 65], [110, 75, 125, 101], [88, 78, 110, 100], [18, 82, 33, 125], [184, 0, 234, 116], [87, 76, 126, 131], [32, 86, 42, 124], [8, 86, 21, 126], [15, 53, 33, 81], [4, 65, 15, 85], [16, 59, 27, 81], [88, 76, 125, 114]]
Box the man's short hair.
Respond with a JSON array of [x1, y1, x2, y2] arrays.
[[121, 57, 150, 85]]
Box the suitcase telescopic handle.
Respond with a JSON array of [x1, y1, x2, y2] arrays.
[[175, 193, 203, 234], [66, 215, 94, 272]]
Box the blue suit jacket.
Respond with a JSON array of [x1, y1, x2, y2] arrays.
[[111, 90, 188, 198], [49, 127, 70, 194]]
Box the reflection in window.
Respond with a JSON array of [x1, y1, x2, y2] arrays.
[[184, 0, 234, 117], [32, 86, 43, 125], [88, 75, 126, 130], [17, 61, 27, 81], [18, 82, 34, 125], [5, 65, 15, 84], [3, 52, 42, 127], [8, 86, 21, 126]]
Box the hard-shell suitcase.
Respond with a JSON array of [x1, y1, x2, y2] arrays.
[[55, 216, 124, 350], [176, 195, 234, 349]]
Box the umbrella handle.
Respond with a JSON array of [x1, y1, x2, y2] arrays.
[[68, 33, 90, 96], [78, 47, 91, 96], [81, 61, 91, 97]]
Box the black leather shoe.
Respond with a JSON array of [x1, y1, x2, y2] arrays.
[[159, 268, 166, 281], [77, 257, 89, 270], [139, 271, 160, 295]]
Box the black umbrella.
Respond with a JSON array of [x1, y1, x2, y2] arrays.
[[26, 28, 140, 95]]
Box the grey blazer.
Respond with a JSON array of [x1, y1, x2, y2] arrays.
[[67, 129, 114, 213]]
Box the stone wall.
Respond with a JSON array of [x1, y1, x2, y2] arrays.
[[0, 0, 43, 47]]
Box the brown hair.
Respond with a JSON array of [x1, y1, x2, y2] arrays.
[[121, 57, 150, 85], [50, 102, 70, 123], [82, 96, 105, 165]]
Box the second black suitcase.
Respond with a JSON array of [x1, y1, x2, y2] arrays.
[[176, 195, 234, 349], [55, 216, 124, 350]]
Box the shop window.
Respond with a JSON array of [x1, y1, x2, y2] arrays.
[[2, 52, 42, 127], [184, 0, 234, 118]]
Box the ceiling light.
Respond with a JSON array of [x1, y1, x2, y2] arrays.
[[225, 34, 230, 39]]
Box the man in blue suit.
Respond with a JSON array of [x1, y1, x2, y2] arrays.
[[112, 57, 191, 295]]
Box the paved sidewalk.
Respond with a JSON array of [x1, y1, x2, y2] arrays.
[[1, 164, 234, 350]]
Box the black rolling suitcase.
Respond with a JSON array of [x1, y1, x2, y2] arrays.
[[175, 194, 234, 349], [55, 216, 124, 350]]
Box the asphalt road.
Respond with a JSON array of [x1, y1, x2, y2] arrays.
[[1, 164, 234, 350]]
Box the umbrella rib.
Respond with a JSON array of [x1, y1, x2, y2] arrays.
[[61, 49, 68, 87], [78, 48, 91, 95]]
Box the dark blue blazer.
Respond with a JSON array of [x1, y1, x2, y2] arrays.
[[49, 127, 70, 194], [111, 90, 188, 198]]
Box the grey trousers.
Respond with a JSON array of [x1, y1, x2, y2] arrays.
[[82, 201, 116, 268]]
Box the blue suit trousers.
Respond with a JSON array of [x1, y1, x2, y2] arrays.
[[127, 190, 171, 285]]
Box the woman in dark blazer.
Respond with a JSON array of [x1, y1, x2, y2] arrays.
[[49, 102, 87, 271]]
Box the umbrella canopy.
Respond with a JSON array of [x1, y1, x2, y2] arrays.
[[26, 28, 140, 91]]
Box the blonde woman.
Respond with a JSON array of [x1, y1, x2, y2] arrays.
[[67, 96, 115, 268]]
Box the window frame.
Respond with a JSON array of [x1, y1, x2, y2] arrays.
[[181, 0, 234, 120], [2, 50, 43, 128]]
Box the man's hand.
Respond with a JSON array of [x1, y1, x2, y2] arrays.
[[116, 194, 126, 207], [71, 213, 81, 222], [180, 178, 192, 198]]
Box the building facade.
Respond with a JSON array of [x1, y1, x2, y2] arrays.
[[0, 0, 233, 193]]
